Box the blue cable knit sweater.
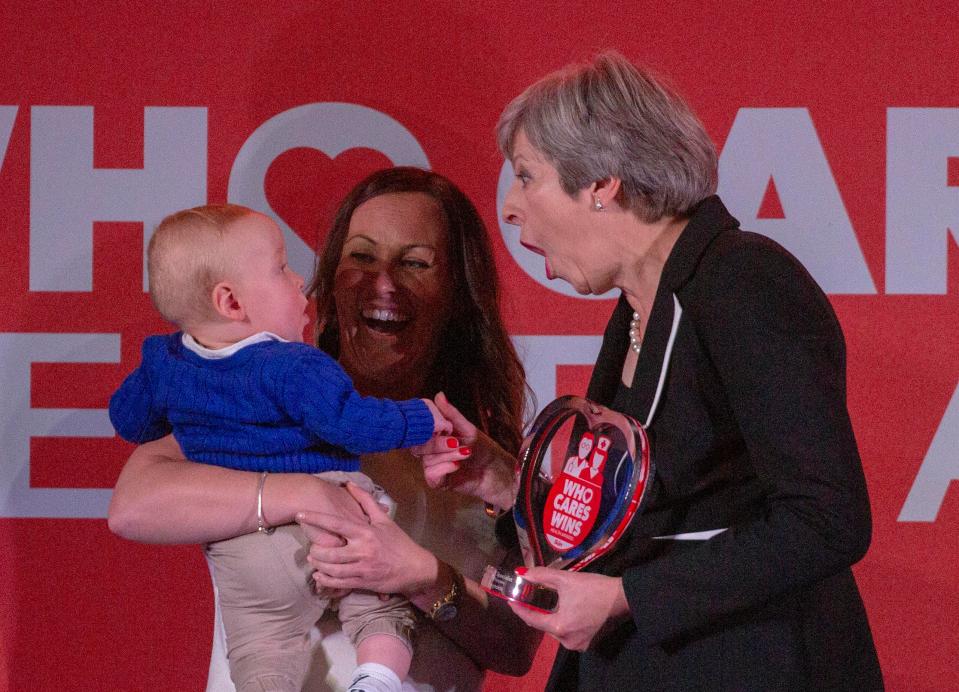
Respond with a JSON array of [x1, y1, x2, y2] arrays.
[[108, 333, 435, 473]]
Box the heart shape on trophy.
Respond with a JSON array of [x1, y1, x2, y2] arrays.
[[514, 396, 653, 572], [264, 146, 392, 250]]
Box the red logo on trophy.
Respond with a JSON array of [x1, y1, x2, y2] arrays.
[[542, 432, 611, 551]]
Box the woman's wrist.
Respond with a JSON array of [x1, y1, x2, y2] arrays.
[[405, 550, 445, 611], [610, 576, 630, 618], [260, 473, 324, 527], [484, 482, 517, 513], [474, 439, 517, 508]]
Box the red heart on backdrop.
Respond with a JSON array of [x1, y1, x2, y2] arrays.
[[264, 146, 394, 251]]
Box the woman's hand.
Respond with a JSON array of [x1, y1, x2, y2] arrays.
[[506, 567, 631, 652], [297, 482, 439, 597], [410, 392, 517, 508], [277, 474, 367, 539]]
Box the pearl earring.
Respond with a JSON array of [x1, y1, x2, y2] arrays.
[[593, 197, 604, 211]]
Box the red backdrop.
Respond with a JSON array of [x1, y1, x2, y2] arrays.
[[2, 2, 957, 690]]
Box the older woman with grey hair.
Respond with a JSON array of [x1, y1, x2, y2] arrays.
[[407, 52, 883, 690]]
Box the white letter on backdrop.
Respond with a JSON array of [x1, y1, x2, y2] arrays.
[[886, 108, 959, 294], [228, 103, 429, 283], [30, 106, 207, 291], [718, 108, 875, 294], [512, 336, 603, 411], [0, 333, 119, 518], [0, 106, 16, 168], [899, 382, 959, 522]]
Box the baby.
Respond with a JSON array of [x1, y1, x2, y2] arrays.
[[109, 203, 450, 692]]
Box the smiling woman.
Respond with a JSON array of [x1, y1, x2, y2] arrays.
[[312, 167, 525, 451], [319, 191, 451, 399]]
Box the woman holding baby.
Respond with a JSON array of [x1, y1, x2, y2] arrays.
[[109, 166, 536, 691]]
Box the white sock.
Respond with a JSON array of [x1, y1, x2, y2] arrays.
[[347, 662, 402, 692]]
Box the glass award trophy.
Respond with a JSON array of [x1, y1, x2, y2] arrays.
[[480, 396, 654, 612]]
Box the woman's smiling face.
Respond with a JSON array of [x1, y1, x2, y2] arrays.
[[333, 191, 452, 396]]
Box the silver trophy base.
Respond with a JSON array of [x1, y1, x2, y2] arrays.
[[480, 565, 559, 613]]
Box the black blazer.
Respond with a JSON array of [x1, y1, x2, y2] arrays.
[[547, 196, 882, 691]]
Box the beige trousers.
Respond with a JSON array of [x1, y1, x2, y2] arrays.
[[205, 471, 415, 692]]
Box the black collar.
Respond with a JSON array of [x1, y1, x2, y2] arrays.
[[587, 196, 740, 424], [661, 195, 741, 293]]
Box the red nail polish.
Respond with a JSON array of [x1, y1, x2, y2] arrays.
[[446, 437, 459, 449], [459, 446, 471, 456], [515, 567, 528, 576]]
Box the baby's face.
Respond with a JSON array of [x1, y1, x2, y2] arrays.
[[228, 213, 308, 342]]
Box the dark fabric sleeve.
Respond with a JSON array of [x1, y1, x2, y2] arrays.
[[281, 348, 435, 454], [108, 338, 172, 443], [622, 242, 872, 647]]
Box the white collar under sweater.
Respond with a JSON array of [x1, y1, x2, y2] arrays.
[[181, 331, 288, 360]]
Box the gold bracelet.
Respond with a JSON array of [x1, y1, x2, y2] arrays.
[[256, 471, 275, 534]]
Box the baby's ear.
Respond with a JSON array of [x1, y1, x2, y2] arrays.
[[211, 281, 245, 321]]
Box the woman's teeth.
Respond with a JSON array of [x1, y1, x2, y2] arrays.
[[362, 308, 408, 322], [361, 308, 410, 334]]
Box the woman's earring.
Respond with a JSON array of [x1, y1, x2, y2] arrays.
[[593, 197, 604, 212]]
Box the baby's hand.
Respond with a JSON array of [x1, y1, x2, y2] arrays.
[[422, 398, 453, 435]]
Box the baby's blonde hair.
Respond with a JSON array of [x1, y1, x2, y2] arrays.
[[147, 203, 255, 327]]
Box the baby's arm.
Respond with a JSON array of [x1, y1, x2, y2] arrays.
[[283, 349, 436, 454], [109, 365, 172, 443]]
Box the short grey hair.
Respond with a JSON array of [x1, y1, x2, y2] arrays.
[[496, 51, 717, 223]]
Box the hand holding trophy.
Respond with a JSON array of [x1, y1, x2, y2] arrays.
[[481, 396, 654, 612]]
